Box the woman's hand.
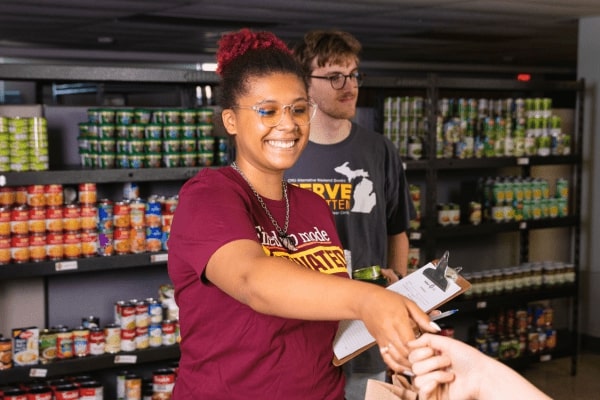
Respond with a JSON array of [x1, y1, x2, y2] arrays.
[[358, 288, 441, 372]]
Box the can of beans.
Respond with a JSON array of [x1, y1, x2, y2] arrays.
[[44, 184, 64, 207]]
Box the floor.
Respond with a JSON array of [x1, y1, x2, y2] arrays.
[[520, 351, 600, 399]]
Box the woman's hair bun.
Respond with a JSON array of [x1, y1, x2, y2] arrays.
[[216, 28, 292, 76]]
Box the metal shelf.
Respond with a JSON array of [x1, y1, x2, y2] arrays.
[[0, 252, 168, 280], [0, 167, 206, 186], [432, 155, 581, 170], [0, 345, 180, 386], [432, 216, 579, 238]]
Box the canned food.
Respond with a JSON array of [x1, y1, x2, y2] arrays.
[[89, 327, 105, 356], [54, 384, 79, 400], [80, 204, 97, 230], [162, 320, 177, 346], [125, 373, 142, 400], [80, 229, 98, 257], [129, 199, 145, 228], [14, 186, 27, 205], [63, 230, 82, 259], [114, 201, 131, 228], [26, 184, 46, 207], [29, 232, 46, 262], [135, 300, 150, 328], [78, 380, 104, 400], [153, 368, 176, 398], [97, 199, 114, 231], [44, 184, 64, 206], [10, 204, 29, 235], [123, 182, 139, 201], [148, 299, 163, 325], [55, 327, 73, 359], [0, 206, 11, 236], [78, 183, 97, 204], [97, 230, 114, 256], [0, 337, 12, 370], [0, 187, 15, 206], [120, 328, 136, 352], [10, 234, 29, 263], [135, 326, 149, 350], [149, 324, 162, 347], [63, 203, 81, 231], [28, 206, 46, 233], [46, 231, 64, 260], [45, 206, 63, 232], [114, 227, 131, 255], [104, 324, 121, 354], [0, 235, 10, 264]]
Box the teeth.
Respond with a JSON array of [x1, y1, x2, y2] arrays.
[[266, 140, 295, 148]]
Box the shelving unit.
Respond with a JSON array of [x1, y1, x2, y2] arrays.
[[363, 74, 583, 375], [0, 64, 219, 388]]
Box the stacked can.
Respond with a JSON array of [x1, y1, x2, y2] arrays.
[[97, 198, 115, 256], [383, 96, 426, 159], [79, 183, 99, 258], [160, 196, 178, 251], [3, 117, 49, 172], [145, 196, 163, 252]]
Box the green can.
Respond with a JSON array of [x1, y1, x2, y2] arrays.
[[40, 328, 58, 364], [556, 178, 569, 200]]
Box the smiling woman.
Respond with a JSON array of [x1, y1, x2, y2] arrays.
[[167, 28, 436, 400]]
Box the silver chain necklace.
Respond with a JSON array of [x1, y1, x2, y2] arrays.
[[231, 161, 297, 252]]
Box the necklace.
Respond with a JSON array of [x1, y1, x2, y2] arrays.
[[231, 161, 297, 252]]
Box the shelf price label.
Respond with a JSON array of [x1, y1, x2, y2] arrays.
[[409, 231, 422, 240], [115, 355, 138, 364], [516, 157, 530, 165], [29, 368, 48, 378], [540, 354, 552, 362], [55, 261, 78, 271], [519, 222, 528, 230], [476, 301, 488, 309], [151, 253, 169, 263]]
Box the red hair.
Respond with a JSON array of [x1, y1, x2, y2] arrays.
[[216, 28, 292, 76]]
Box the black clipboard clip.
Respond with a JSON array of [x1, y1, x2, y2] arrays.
[[423, 250, 462, 292]]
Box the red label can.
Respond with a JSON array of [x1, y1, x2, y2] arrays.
[[113, 227, 130, 255], [0, 187, 15, 207], [10, 204, 29, 235], [0, 205, 10, 236], [29, 232, 47, 262], [89, 327, 105, 356], [79, 204, 97, 230], [26, 184, 46, 207], [78, 183, 97, 205], [63, 204, 81, 232], [113, 201, 131, 228], [28, 206, 46, 234], [44, 184, 64, 207], [80, 229, 97, 257], [14, 186, 27, 205], [46, 206, 64, 232], [63, 231, 81, 259], [0, 235, 11, 264], [46, 231, 64, 260], [10, 234, 30, 263]]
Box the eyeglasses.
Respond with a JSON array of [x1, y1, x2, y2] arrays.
[[233, 99, 317, 127], [309, 71, 364, 90]]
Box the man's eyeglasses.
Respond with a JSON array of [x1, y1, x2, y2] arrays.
[[309, 72, 364, 90], [233, 99, 317, 127]]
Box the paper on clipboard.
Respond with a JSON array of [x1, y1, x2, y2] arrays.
[[332, 261, 470, 366]]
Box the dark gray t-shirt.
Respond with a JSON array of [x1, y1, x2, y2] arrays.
[[286, 122, 416, 373]]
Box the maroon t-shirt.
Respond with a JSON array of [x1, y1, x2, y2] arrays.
[[168, 167, 347, 399]]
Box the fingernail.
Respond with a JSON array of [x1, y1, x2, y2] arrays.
[[402, 370, 415, 377], [430, 321, 442, 332]]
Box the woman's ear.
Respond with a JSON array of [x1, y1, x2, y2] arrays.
[[221, 109, 237, 136]]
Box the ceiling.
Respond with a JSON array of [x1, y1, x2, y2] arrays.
[[1, 0, 600, 74]]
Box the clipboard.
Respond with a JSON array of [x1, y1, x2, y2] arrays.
[[332, 253, 470, 366]]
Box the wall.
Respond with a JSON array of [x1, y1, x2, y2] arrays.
[[578, 17, 600, 341]]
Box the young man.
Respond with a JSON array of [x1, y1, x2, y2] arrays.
[[285, 30, 416, 400]]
